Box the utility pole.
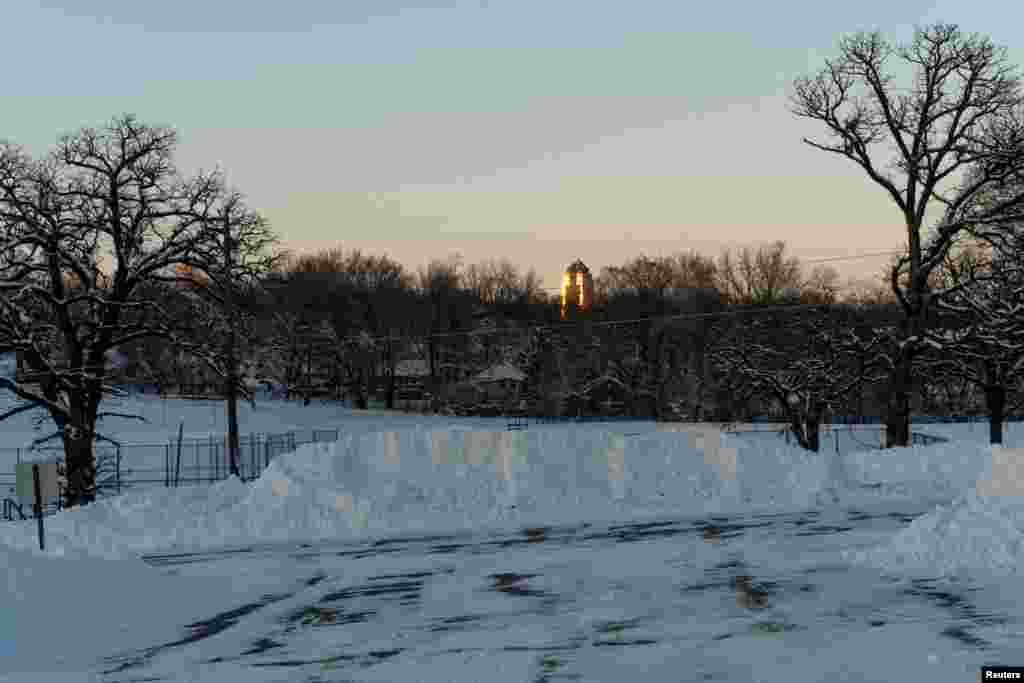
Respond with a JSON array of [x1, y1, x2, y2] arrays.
[[222, 213, 241, 479]]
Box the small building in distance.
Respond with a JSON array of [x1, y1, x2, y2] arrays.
[[472, 362, 526, 403], [560, 259, 594, 320]]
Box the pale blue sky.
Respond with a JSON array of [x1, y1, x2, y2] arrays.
[[6, 0, 1023, 291]]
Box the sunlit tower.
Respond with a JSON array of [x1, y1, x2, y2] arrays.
[[560, 259, 594, 320]]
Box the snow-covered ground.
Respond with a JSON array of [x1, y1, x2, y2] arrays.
[[0, 391, 422, 451], [3, 398, 1024, 680]]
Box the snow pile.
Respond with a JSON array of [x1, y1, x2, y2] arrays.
[[0, 426, 837, 560], [846, 445, 1024, 577], [840, 441, 994, 501], [9, 418, 1024, 579], [846, 491, 1024, 577], [5, 476, 253, 560]]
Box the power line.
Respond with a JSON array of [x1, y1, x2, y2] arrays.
[[801, 250, 904, 264], [324, 299, 870, 347]]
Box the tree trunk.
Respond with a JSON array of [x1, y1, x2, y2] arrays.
[[62, 421, 97, 507], [354, 369, 369, 409], [225, 328, 241, 478], [885, 354, 913, 448], [985, 384, 1006, 445], [787, 403, 822, 453], [651, 327, 666, 421], [805, 412, 821, 453], [384, 340, 396, 410]]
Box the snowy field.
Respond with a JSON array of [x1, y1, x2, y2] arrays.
[[4, 397, 1024, 680], [0, 391, 461, 451]]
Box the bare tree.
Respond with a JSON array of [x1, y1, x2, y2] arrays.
[[0, 114, 279, 506], [278, 247, 418, 408], [924, 234, 1024, 443], [801, 264, 842, 304], [791, 23, 1024, 447], [712, 307, 888, 451], [598, 255, 676, 298], [840, 273, 899, 306], [416, 254, 467, 397], [170, 190, 281, 475], [669, 250, 719, 291], [460, 257, 544, 312], [714, 241, 804, 305]]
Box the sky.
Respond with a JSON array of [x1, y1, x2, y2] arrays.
[[5, 0, 1024, 293]]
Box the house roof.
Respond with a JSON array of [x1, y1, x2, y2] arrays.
[[472, 362, 525, 383], [581, 373, 628, 394], [393, 359, 467, 377], [394, 359, 430, 377]]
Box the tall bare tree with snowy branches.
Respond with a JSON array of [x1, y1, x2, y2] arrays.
[[0, 115, 281, 506], [791, 23, 1024, 447]]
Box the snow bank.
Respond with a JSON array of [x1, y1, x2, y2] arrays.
[[9, 418, 1024, 579], [840, 441, 994, 501], [0, 426, 837, 560], [846, 446, 1024, 577], [846, 491, 1024, 577]]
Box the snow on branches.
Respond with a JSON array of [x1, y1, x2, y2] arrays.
[[0, 114, 280, 505], [711, 306, 888, 452]]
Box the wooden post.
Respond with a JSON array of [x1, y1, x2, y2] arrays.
[[32, 464, 45, 551], [175, 421, 184, 488]]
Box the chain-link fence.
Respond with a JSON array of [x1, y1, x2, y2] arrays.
[[724, 422, 949, 455], [1, 428, 343, 520]]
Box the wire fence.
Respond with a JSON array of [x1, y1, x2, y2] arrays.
[[0, 427, 343, 521], [0, 413, 986, 522], [723, 422, 950, 455]]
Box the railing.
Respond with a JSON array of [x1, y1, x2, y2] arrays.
[[506, 415, 528, 431], [2, 498, 27, 521], [2, 496, 63, 522], [911, 431, 949, 447], [531, 414, 651, 425]]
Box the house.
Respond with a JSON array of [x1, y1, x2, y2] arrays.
[[471, 362, 526, 403], [383, 358, 431, 403], [580, 373, 632, 416], [392, 359, 430, 388]]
